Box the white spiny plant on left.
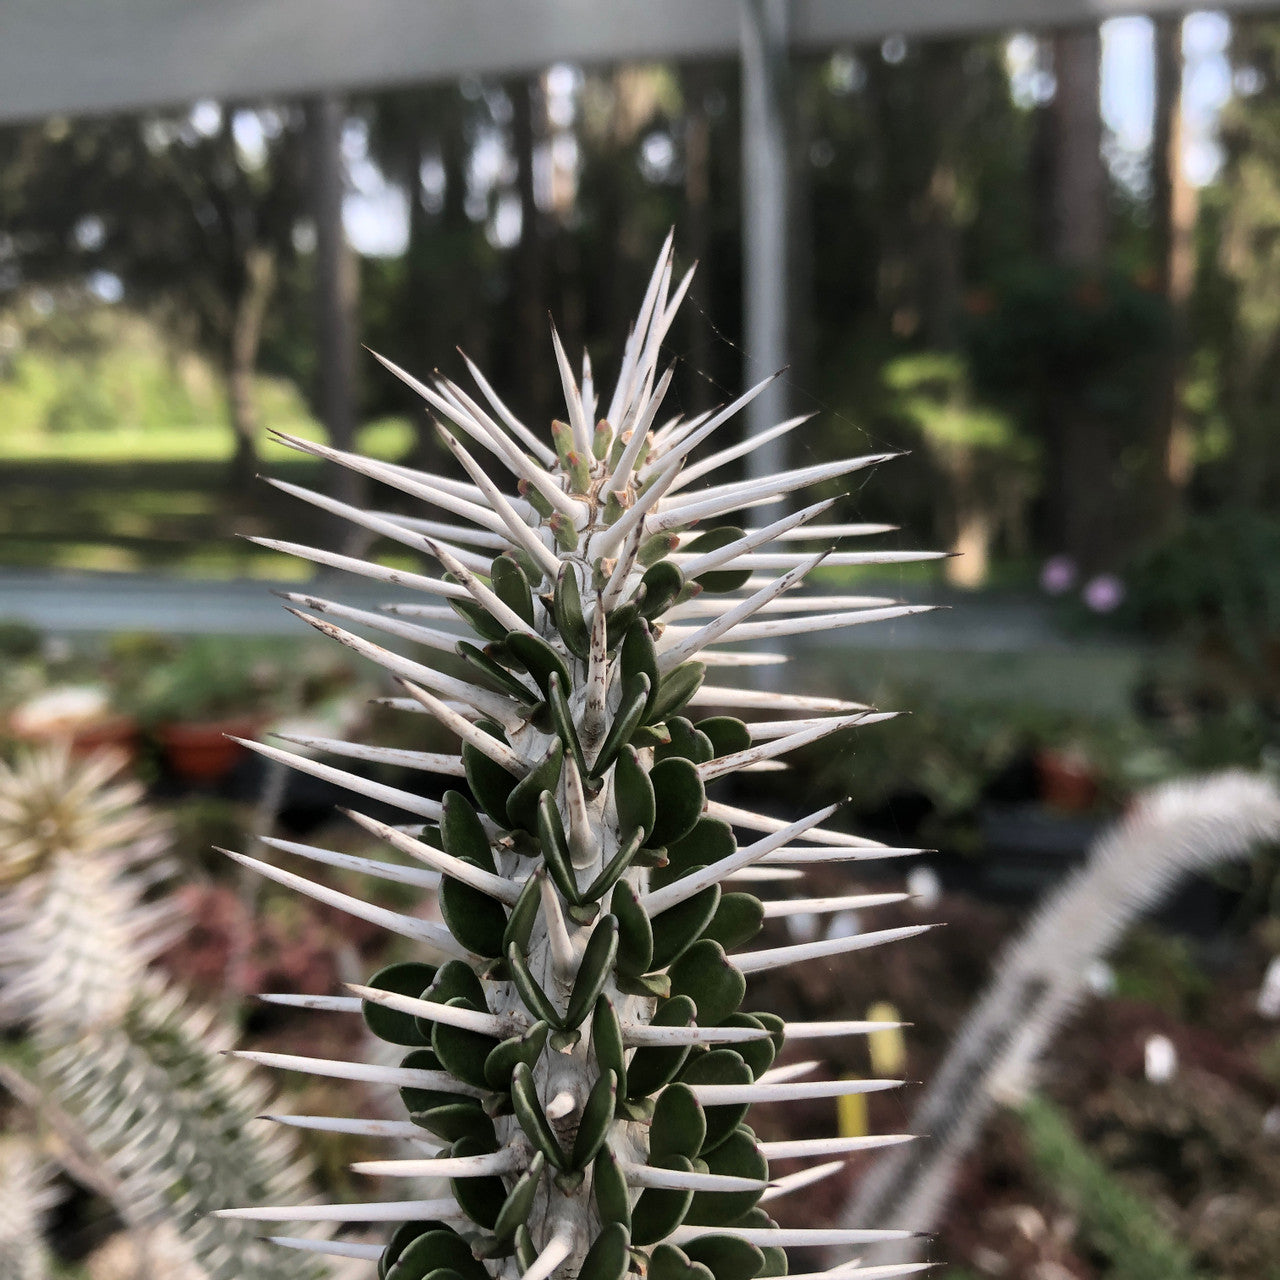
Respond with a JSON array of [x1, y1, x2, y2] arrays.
[[0, 746, 325, 1280], [217, 235, 940, 1280], [0, 1137, 56, 1280]]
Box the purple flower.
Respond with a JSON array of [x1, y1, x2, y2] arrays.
[[1040, 555, 1077, 595], [1083, 573, 1125, 613]]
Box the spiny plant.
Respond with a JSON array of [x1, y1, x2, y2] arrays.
[[219, 236, 941, 1279], [0, 747, 323, 1280], [841, 770, 1280, 1262], [0, 1137, 56, 1280]]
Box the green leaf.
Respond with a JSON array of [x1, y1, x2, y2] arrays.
[[553, 563, 591, 661], [616, 971, 671, 999], [640, 560, 685, 620], [457, 641, 540, 707], [620, 620, 660, 720], [449, 1133, 507, 1230], [510, 1061, 567, 1170], [536, 791, 582, 905], [441, 791, 496, 872], [687, 526, 751, 594], [718, 1014, 774, 1079], [662, 818, 736, 882], [591, 995, 627, 1097], [502, 870, 543, 954], [697, 717, 752, 758], [380, 1222, 451, 1280], [647, 661, 706, 726], [592, 1147, 631, 1229], [681, 1235, 766, 1280], [483, 1020, 550, 1091], [513, 1226, 537, 1273], [397, 1046, 467, 1113], [439, 864, 508, 957], [449, 596, 508, 644], [626, 995, 696, 1099], [490, 554, 536, 627], [631, 1158, 696, 1246], [736, 1208, 785, 1276], [547, 671, 589, 779], [578, 1221, 630, 1280], [505, 942, 563, 1029], [613, 744, 656, 841], [648, 1244, 715, 1280], [505, 631, 572, 700], [506, 740, 564, 833], [408, 1099, 494, 1144], [463, 721, 519, 822], [564, 915, 619, 1030], [650, 880, 721, 970], [605, 597, 645, 650], [590, 673, 651, 778], [582, 828, 645, 903], [752, 1011, 787, 1056], [571, 1068, 617, 1168], [361, 962, 437, 1047], [650, 757, 706, 847], [669, 940, 745, 1026], [385, 1229, 487, 1280], [686, 1125, 768, 1225], [611, 880, 654, 978], [492, 1149, 546, 1239], [679, 1051, 752, 1153], [650, 1082, 706, 1162], [655, 717, 713, 765], [702, 893, 764, 952], [431, 999, 500, 1091], [423, 959, 488, 1010], [638, 531, 679, 566]]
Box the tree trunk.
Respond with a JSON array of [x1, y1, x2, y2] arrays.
[[510, 75, 551, 416], [1151, 15, 1198, 530], [1047, 27, 1112, 573], [226, 245, 275, 489], [309, 94, 362, 521]]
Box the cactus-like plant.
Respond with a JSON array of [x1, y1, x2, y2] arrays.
[[220, 237, 941, 1278], [0, 1138, 56, 1280], [0, 747, 322, 1280]]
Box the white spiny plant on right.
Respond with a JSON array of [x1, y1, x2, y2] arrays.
[[0, 747, 323, 1280], [218, 235, 941, 1280]]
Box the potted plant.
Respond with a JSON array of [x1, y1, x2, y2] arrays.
[[130, 639, 278, 782]]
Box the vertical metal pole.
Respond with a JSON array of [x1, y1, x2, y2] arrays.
[[741, 0, 791, 490], [309, 93, 362, 516]]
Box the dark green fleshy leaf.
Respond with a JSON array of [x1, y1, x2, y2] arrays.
[[686, 1125, 768, 1225], [611, 880, 654, 978], [650, 880, 722, 970], [650, 1082, 706, 1162], [361, 962, 437, 1047], [702, 893, 765, 952], [631, 1158, 696, 1247], [669, 939, 745, 1026], [626, 995, 696, 1099], [680, 1050, 752, 1153]]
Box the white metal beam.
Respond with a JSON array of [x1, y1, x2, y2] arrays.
[[2, 0, 1277, 125]]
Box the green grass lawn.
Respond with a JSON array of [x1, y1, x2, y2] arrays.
[[0, 416, 415, 463]]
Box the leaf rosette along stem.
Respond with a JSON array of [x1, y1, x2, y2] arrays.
[[221, 236, 939, 1280]]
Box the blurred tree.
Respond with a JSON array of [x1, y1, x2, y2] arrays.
[[0, 105, 309, 485], [1203, 17, 1280, 510]]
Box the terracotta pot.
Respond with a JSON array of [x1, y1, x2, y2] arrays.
[[157, 715, 262, 783], [1034, 748, 1099, 813]]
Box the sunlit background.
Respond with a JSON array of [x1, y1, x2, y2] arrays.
[[4, 4, 1280, 1278]]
